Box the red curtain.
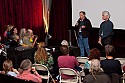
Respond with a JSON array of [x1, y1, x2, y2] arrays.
[[49, 0, 72, 45], [0, 0, 44, 41]]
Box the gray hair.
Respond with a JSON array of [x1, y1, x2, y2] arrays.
[[19, 28, 26, 38], [19, 59, 32, 74], [102, 11, 110, 18]]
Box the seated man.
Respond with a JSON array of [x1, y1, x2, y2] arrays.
[[58, 45, 79, 79], [101, 45, 122, 76], [17, 59, 42, 83]]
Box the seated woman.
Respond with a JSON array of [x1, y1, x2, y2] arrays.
[[19, 28, 26, 45], [83, 59, 111, 83], [34, 42, 54, 70], [1, 59, 19, 77], [84, 48, 100, 75], [22, 29, 38, 48], [17, 59, 42, 83]]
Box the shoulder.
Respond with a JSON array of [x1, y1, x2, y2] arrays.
[[107, 20, 113, 25], [84, 18, 91, 22]]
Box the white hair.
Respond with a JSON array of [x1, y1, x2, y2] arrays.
[[61, 40, 69, 46], [102, 11, 110, 18]]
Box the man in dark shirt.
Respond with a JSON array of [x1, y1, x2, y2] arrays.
[[75, 11, 92, 57], [98, 11, 114, 46], [101, 45, 122, 76]]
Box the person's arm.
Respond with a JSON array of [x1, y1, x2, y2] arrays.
[[12, 68, 19, 75], [98, 36, 103, 46], [32, 67, 42, 83]]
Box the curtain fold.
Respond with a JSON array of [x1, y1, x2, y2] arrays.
[[0, 0, 44, 41]]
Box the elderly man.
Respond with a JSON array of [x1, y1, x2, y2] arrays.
[[98, 11, 114, 46]]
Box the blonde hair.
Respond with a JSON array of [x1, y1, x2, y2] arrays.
[[3, 59, 13, 74], [35, 42, 48, 64], [89, 59, 103, 80], [19, 28, 26, 38]]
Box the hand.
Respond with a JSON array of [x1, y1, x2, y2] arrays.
[[75, 22, 79, 26], [32, 67, 36, 72], [98, 40, 103, 46], [12, 68, 19, 74], [81, 25, 85, 28]]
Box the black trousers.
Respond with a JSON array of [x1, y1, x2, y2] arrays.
[[102, 36, 112, 46]]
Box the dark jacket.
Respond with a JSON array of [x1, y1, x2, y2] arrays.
[[75, 17, 92, 38], [101, 59, 122, 75]]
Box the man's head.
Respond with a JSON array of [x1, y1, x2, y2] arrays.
[[60, 45, 69, 55], [79, 11, 86, 19], [102, 11, 110, 20], [105, 45, 115, 58]]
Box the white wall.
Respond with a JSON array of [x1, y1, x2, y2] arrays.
[[72, 0, 125, 29]]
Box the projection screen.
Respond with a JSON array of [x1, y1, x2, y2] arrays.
[[72, 0, 125, 29]]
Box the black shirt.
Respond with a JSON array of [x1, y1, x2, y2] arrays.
[[101, 59, 122, 75]]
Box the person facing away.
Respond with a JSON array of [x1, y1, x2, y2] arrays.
[[1, 59, 19, 77], [83, 59, 111, 83], [75, 11, 92, 57], [98, 11, 114, 46], [17, 59, 42, 83], [100, 45, 122, 76], [34, 42, 54, 70], [58, 45, 79, 79], [84, 48, 100, 75]]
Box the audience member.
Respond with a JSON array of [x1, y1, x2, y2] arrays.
[[17, 59, 42, 83], [3, 25, 14, 44], [19, 28, 26, 45], [83, 59, 111, 83], [10, 28, 18, 40], [34, 42, 54, 70], [58, 45, 79, 79], [61, 40, 69, 46], [84, 48, 100, 75], [1, 59, 19, 77], [3, 25, 14, 39], [101, 45, 122, 76], [22, 29, 37, 48]]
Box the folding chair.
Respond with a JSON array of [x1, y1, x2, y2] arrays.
[[115, 58, 125, 65], [59, 68, 79, 83], [79, 70, 85, 83], [121, 73, 125, 83], [76, 57, 88, 70], [33, 64, 55, 83]]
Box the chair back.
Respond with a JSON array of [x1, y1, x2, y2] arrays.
[[33, 64, 49, 71], [76, 57, 88, 64], [110, 73, 120, 83], [59, 68, 79, 83]]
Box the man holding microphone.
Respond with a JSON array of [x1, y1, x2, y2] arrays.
[[75, 11, 92, 57]]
